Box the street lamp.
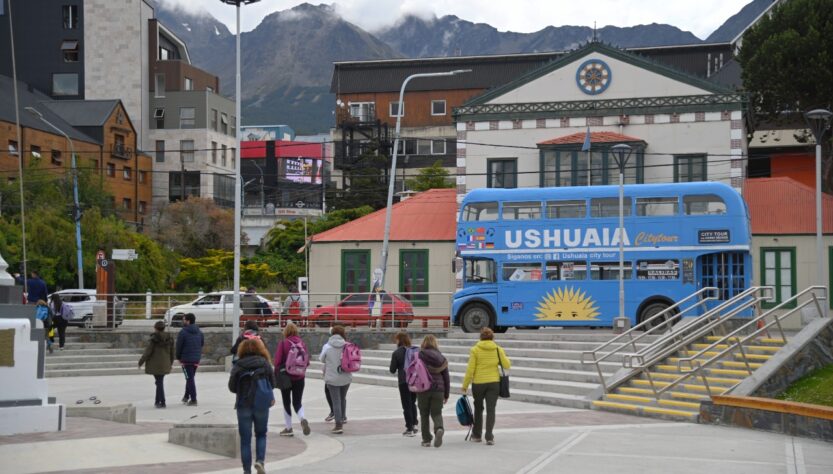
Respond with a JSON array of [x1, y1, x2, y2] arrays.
[[379, 69, 471, 290], [611, 143, 633, 333], [26, 107, 84, 289], [804, 108, 832, 293], [219, 0, 260, 343]]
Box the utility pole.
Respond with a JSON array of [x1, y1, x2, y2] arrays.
[[180, 154, 185, 201]]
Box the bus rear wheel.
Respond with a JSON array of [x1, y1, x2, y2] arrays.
[[461, 303, 491, 333], [639, 302, 672, 330]]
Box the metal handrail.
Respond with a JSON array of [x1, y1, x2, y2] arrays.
[[581, 287, 718, 392]]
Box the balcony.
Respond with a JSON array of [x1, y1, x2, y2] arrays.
[[111, 143, 133, 160]]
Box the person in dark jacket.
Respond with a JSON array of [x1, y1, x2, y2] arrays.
[[417, 335, 450, 448], [273, 322, 310, 437], [231, 320, 260, 360], [139, 320, 174, 408], [48, 293, 72, 350], [228, 337, 277, 474], [389, 331, 418, 436], [15, 270, 48, 304], [175, 313, 203, 406]]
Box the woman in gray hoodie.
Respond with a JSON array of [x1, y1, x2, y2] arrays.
[[417, 335, 450, 448], [319, 325, 352, 434]]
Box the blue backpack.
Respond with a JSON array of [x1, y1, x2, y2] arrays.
[[456, 395, 474, 440], [35, 305, 54, 329], [237, 367, 274, 410]]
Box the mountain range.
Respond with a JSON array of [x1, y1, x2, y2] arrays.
[[154, 1, 774, 134]]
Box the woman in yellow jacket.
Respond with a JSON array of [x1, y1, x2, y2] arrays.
[[461, 327, 510, 445]]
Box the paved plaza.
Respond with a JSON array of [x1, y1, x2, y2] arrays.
[[0, 372, 831, 473]]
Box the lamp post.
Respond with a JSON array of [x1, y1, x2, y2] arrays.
[[220, 0, 260, 343], [611, 143, 633, 333], [26, 107, 84, 289], [379, 69, 471, 289], [804, 108, 832, 294]]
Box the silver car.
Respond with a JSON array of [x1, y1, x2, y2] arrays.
[[49, 289, 125, 328], [164, 291, 281, 327]]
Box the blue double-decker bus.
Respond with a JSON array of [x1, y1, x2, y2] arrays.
[[452, 182, 751, 332]]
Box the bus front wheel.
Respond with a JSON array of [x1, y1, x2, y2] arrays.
[[461, 304, 492, 333], [639, 301, 672, 330]]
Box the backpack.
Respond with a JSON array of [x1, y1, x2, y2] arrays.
[[405, 351, 433, 393], [35, 305, 54, 329], [284, 339, 309, 377], [286, 296, 301, 317], [236, 366, 275, 410], [403, 346, 419, 371], [339, 342, 362, 373], [456, 395, 474, 440]]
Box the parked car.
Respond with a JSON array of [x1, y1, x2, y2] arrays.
[[164, 291, 281, 327], [309, 292, 414, 327], [48, 289, 125, 328]]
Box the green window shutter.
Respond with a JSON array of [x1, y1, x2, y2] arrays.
[[399, 249, 429, 306], [341, 250, 370, 295]]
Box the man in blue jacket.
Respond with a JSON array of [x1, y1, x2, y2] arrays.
[[14, 270, 48, 304], [176, 313, 204, 406]]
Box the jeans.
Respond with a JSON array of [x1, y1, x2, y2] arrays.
[[325, 386, 333, 415], [280, 378, 305, 415], [236, 405, 269, 472], [182, 364, 198, 402], [417, 391, 444, 443], [472, 382, 500, 441], [153, 374, 166, 405], [398, 383, 418, 430], [326, 383, 349, 424], [53, 318, 68, 348]]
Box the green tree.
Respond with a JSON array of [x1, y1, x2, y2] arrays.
[[330, 144, 390, 210], [406, 160, 454, 191], [175, 249, 279, 291], [737, 0, 833, 192], [151, 197, 239, 257]]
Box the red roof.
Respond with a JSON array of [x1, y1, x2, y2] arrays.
[[311, 189, 457, 242], [744, 177, 833, 234], [538, 131, 643, 146]]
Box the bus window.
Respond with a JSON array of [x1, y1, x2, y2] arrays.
[[546, 200, 585, 219], [590, 262, 633, 280], [502, 201, 541, 220], [636, 259, 680, 280], [503, 263, 542, 281], [590, 197, 632, 217], [636, 197, 678, 216], [546, 260, 587, 280], [465, 258, 496, 284], [463, 202, 499, 221], [683, 194, 726, 215]]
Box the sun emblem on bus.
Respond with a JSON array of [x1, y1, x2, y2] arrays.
[[535, 288, 600, 321]]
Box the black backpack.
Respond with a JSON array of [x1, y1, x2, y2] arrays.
[[236, 366, 274, 409]]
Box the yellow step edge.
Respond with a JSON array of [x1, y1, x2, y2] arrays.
[[607, 393, 652, 403], [705, 336, 785, 345], [722, 361, 763, 369], [632, 379, 723, 393], [642, 406, 699, 419], [745, 345, 782, 352], [669, 392, 710, 401], [658, 399, 701, 410], [692, 343, 731, 350], [708, 368, 751, 377], [736, 353, 772, 361], [617, 387, 707, 401], [593, 400, 639, 412], [655, 365, 681, 372]]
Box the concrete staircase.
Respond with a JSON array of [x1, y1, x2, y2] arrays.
[[45, 336, 225, 377], [592, 335, 786, 422], [306, 329, 661, 409]]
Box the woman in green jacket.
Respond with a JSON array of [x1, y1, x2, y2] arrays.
[[139, 321, 175, 408], [461, 327, 511, 445]]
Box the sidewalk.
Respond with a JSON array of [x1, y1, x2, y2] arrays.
[[1, 372, 831, 473]]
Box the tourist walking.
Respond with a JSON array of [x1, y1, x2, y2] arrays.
[[138, 320, 174, 408], [273, 322, 311, 436], [319, 333, 335, 422], [34, 299, 54, 354], [48, 293, 73, 350], [228, 336, 277, 474], [176, 313, 203, 406], [417, 335, 450, 448], [389, 331, 418, 436], [461, 327, 511, 445], [15, 270, 48, 304], [232, 320, 261, 362], [319, 325, 351, 434]]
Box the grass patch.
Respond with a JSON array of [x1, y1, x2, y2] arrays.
[[776, 364, 833, 408]]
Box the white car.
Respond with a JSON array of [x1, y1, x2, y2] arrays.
[[48, 289, 125, 328], [164, 291, 281, 327]]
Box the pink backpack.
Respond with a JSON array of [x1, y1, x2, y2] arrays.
[[284, 340, 309, 377], [406, 351, 433, 393], [340, 342, 362, 373]]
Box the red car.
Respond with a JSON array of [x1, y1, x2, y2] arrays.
[[310, 292, 414, 328]]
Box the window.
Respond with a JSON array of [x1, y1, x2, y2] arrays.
[[220, 113, 228, 134], [184, 77, 193, 91], [417, 139, 431, 155], [636, 259, 680, 280], [155, 74, 165, 98], [636, 197, 678, 216], [122, 198, 132, 210], [487, 159, 517, 188], [168, 171, 201, 201], [221, 144, 227, 166], [684, 194, 726, 215], [211, 109, 218, 131], [138, 201, 147, 215], [591, 262, 633, 280], [106, 163, 115, 177], [503, 263, 542, 281], [431, 100, 446, 116], [51, 149, 62, 165], [113, 133, 126, 158], [8, 140, 18, 156], [138, 170, 146, 184], [400, 250, 428, 306], [179, 107, 195, 128], [155, 140, 165, 163], [590, 197, 632, 217], [30, 145, 41, 159], [231, 116, 236, 138], [231, 148, 235, 167], [761, 248, 796, 308], [52, 73, 79, 96], [62, 5, 78, 29], [348, 102, 375, 121], [389, 101, 403, 117], [154, 108, 165, 119], [545, 261, 587, 280], [502, 201, 541, 220], [211, 141, 218, 164], [540, 148, 643, 187], [61, 40, 79, 62], [465, 258, 496, 284], [675, 154, 707, 182], [341, 250, 370, 294], [180, 140, 194, 163], [123, 166, 132, 180], [431, 139, 446, 155], [463, 202, 498, 221], [546, 200, 585, 219]]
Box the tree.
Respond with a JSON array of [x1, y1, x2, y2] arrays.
[[406, 160, 454, 191], [151, 197, 241, 257], [737, 0, 833, 192], [330, 144, 390, 210], [175, 249, 279, 291]]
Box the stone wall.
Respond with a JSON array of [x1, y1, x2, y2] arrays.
[[700, 396, 833, 442]]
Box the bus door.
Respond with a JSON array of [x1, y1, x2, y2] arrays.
[[498, 261, 543, 326], [698, 252, 748, 313]]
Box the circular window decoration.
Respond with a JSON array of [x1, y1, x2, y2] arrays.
[[575, 59, 612, 95]]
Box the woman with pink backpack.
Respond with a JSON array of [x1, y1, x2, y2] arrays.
[[273, 322, 311, 437], [319, 325, 357, 434], [416, 335, 450, 448]]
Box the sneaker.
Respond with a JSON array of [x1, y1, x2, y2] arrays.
[[342, 418, 347, 424], [331, 424, 343, 434], [411, 429, 420, 436], [434, 428, 444, 448], [47, 345, 53, 354], [279, 428, 293, 437], [324, 413, 335, 422], [421, 441, 431, 447], [254, 461, 265, 474], [181, 396, 189, 405], [154, 403, 166, 409], [470, 436, 482, 443], [300, 418, 310, 436], [402, 429, 415, 437], [186, 400, 198, 406], [486, 439, 495, 446]]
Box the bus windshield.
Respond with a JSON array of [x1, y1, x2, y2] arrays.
[[465, 258, 496, 284]]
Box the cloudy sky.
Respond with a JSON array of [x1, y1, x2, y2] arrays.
[[160, 0, 754, 40]]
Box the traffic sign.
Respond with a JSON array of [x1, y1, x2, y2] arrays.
[[112, 249, 138, 261]]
